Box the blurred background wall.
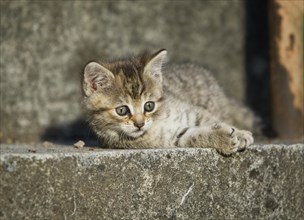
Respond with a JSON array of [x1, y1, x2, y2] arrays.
[[1, 0, 250, 143], [4, 0, 302, 144]]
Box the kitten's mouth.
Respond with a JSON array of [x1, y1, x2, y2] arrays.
[[133, 129, 144, 134], [130, 129, 145, 138]]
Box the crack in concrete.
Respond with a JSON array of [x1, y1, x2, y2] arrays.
[[180, 182, 194, 206], [71, 188, 77, 217]]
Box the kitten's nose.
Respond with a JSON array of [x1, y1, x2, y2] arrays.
[[134, 122, 145, 129]]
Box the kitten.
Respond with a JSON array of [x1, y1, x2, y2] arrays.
[[82, 49, 254, 155]]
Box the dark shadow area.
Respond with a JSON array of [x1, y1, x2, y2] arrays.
[[41, 117, 99, 146], [41, 41, 105, 146], [245, 0, 275, 137]]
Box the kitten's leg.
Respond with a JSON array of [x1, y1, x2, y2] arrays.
[[175, 123, 254, 155]]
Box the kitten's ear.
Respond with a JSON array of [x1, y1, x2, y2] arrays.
[[144, 49, 167, 83], [83, 62, 114, 96]]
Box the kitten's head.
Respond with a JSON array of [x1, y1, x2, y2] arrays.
[[82, 49, 167, 140]]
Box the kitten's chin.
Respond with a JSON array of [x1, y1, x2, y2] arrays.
[[128, 130, 145, 138]]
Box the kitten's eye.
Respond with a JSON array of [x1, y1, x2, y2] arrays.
[[144, 101, 155, 112], [115, 106, 130, 116]]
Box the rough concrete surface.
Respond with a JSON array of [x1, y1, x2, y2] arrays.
[[1, 144, 303, 219], [0, 0, 245, 142]]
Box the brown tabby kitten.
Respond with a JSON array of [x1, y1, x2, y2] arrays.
[[82, 49, 254, 155]]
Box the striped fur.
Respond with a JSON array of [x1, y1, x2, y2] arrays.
[[82, 50, 254, 155]]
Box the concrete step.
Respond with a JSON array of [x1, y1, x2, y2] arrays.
[[1, 144, 303, 220]]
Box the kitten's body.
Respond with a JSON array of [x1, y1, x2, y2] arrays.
[[82, 50, 254, 155]]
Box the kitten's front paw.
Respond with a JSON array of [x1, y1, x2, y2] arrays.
[[211, 123, 254, 156], [234, 129, 254, 151]]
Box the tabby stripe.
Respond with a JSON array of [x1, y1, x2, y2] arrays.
[[157, 96, 165, 102], [139, 84, 146, 96], [165, 109, 170, 118], [173, 114, 180, 122], [186, 112, 190, 125], [91, 108, 111, 114], [177, 73, 188, 85], [159, 127, 165, 144], [175, 127, 190, 146], [195, 113, 202, 126]]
